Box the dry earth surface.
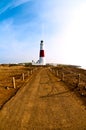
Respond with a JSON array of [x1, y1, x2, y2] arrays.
[[0, 65, 34, 108], [0, 66, 86, 130], [52, 65, 86, 105]]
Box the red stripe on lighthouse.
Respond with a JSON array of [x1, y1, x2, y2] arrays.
[[40, 50, 45, 57]]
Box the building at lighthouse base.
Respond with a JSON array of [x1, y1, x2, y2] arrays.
[[32, 59, 46, 66]]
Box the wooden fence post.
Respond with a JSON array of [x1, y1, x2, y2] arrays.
[[22, 73, 24, 81], [13, 77, 16, 89], [57, 70, 58, 76], [53, 69, 54, 74], [77, 74, 80, 87], [31, 70, 32, 75], [62, 73, 64, 81], [50, 68, 52, 72], [28, 71, 29, 77]]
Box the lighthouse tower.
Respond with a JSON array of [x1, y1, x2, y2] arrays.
[[39, 40, 46, 65], [32, 40, 46, 65]]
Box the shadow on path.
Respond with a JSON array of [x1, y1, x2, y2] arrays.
[[40, 90, 72, 98]]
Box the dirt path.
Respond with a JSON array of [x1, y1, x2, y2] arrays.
[[0, 68, 86, 130]]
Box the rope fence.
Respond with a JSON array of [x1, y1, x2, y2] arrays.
[[49, 67, 86, 96], [0, 68, 37, 90]]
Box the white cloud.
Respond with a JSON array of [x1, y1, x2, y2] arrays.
[[43, 1, 86, 66], [61, 2, 86, 64], [12, 0, 31, 8], [0, 0, 31, 15], [0, 19, 39, 63], [0, 3, 11, 15]]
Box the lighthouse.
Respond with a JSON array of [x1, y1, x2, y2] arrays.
[[32, 40, 46, 65], [39, 40, 46, 65]]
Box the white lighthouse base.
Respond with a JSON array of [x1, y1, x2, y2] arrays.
[[39, 57, 46, 65]]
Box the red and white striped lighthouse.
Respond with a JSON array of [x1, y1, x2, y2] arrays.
[[39, 40, 46, 65]]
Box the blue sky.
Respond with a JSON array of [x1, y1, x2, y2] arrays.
[[0, 0, 86, 68]]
